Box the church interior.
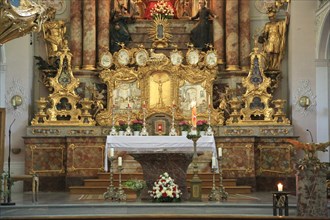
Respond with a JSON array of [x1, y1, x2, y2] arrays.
[[0, 0, 329, 219]]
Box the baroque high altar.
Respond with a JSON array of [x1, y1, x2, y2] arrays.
[[24, 0, 295, 192]]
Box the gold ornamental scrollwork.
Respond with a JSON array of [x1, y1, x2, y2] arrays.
[[96, 44, 223, 127]]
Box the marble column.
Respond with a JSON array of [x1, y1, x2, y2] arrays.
[[239, 0, 251, 71], [225, 0, 240, 71], [97, 0, 110, 62], [82, 0, 96, 70], [211, 0, 225, 64], [70, 0, 82, 70]]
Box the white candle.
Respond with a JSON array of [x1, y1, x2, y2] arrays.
[[208, 95, 210, 106], [211, 156, 216, 168], [110, 148, 114, 157], [118, 157, 122, 166], [128, 97, 130, 108], [218, 147, 222, 157], [277, 183, 283, 192]]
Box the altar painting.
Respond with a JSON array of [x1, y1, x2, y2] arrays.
[[149, 71, 171, 109], [113, 82, 141, 111], [179, 82, 208, 117]]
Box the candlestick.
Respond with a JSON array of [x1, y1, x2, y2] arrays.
[[140, 102, 149, 136], [118, 157, 122, 166], [116, 165, 127, 201], [277, 183, 283, 192], [217, 155, 228, 201], [208, 95, 211, 107], [212, 156, 216, 168], [103, 156, 117, 201], [206, 103, 213, 136], [169, 103, 177, 136], [208, 167, 219, 201], [109, 105, 118, 136], [218, 147, 222, 157]]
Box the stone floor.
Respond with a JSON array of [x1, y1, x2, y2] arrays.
[[0, 192, 329, 218]]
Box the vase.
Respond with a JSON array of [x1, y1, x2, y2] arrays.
[[134, 131, 140, 136], [135, 190, 142, 202], [118, 131, 124, 136], [181, 131, 188, 136]]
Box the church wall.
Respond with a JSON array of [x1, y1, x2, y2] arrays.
[[288, 0, 318, 143], [2, 35, 34, 192]]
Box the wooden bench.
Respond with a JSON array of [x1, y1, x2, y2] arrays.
[[6, 174, 39, 203]]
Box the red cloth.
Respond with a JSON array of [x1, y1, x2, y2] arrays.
[[144, 0, 176, 19]]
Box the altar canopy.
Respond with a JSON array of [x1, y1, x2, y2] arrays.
[[104, 136, 217, 171]]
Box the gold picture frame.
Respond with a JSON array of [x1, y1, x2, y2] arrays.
[[0, 108, 5, 172]]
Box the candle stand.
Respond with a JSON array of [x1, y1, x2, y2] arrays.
[[103, 156, 117, 201], [116, 166, 127, 201], [208, 167, 219, 201], [272, 192, 289, 216], [217, 156, 228, 201], [206, 107, 213, 136], [140, 105, 148, 136], [189, 136, 202, 201], [109, 106, 117, 136], [169, 105, 177, 136], [124, 106, 132, 136]]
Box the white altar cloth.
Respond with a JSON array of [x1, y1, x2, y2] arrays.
[[104, 136, 217, 172]]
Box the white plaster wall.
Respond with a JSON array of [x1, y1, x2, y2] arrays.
[[3, 35, 33, 192], [288, 0, 318, 143]]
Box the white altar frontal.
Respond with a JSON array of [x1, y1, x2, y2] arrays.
[[104, 136, 217, 171]]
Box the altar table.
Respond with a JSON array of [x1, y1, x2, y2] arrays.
[[104, 136, 217, 200]]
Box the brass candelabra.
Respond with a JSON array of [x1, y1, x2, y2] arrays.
[[116, 166, 127, 201], [140, 104, 148, 136], [103, 156, 117, 201], [217, 155, 228, 201], [124, 106, 132, 136], [109, 105, 117, 136], [208, 167, 219, 201], [169, 104, 177, 136]]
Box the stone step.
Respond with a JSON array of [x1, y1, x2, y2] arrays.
[[69, 185, 251, 195], [84, 178, 237, 187]]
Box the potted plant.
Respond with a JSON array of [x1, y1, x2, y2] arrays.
[[117, 120, 127, 135], [179, 121, 190, 136], [123, 179, 146, 202], [197, 119, 208, 135], [131, 119, 143, 135]]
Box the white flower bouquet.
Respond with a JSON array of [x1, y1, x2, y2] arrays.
[[150, 0, 175, 20], [149, 172, 182, 202]]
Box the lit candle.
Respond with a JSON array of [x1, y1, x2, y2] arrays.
[[191, 100, 197, 128], [211, 156, 216, 168], [118, 157, 122, 166], [218, 147, 222, 157], [208, 95, 211, 107], [110, 148, 114, 157], [277, 183, 283, 192]]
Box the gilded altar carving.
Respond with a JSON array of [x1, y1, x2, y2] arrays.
[[97, 45, 223, 127], [226, 42, 290, 126], [31, 41, 95, 126], [0, 0, 48, 44]]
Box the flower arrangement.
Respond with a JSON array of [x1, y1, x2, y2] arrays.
[[285, 139, 330, 170], [179, 121, 190, 131], [117, 120, 128, 131], [197, 119, 208, 132], [149, 172, 182, 202], [150, 0, 175, 20], [131, 119, 143, 131]]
